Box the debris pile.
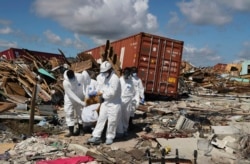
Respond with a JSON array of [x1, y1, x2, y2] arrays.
[[179, 63, 250, 96], [0, 49, 249, 163], [0, 93, 249, 163]]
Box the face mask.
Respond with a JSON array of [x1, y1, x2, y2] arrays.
[[102, 72, 110, 78], [69, 77, 76, 82], [124, 74, 130, 79], [132, 73, 137, 77], [124, 72, 130, 79]]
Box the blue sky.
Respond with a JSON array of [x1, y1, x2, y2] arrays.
[[1, 0, 250, 66]]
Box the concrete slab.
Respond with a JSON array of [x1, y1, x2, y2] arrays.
[[156, 137, 213, 163], [110, 138, 139, 152], [229, 122, 250, 134], [211, 126, 241, 135], [156, 137, 198, 159]]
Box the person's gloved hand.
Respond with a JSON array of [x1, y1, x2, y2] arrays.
[[97, 91, 103, 96], [88, 91, 97, 97], [140, 98, 145, 105], [81, 101, 86, 107]]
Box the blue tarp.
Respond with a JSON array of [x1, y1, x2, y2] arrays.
[[38, 68, 56, 80]]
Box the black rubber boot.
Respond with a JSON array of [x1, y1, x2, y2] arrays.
[[83, 125, 94, 133], [74, 124, 84, 136], [64, 126, 74, 137], [128, 117, 135, 131]]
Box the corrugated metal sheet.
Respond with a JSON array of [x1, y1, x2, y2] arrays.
[[83, 32, 184, 97]]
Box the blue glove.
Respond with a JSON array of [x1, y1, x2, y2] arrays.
[[88, 91, 97, 97], [140, 98, 145, 105]]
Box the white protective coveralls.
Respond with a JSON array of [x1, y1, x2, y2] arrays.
[[81, 78, 100, 127], [63, 70, 91, 126], [117, 75, 136, 134], [131, 74, 145, 116], [91, 71, 122, 140], [96, 73, 105, 91], [85, 78, 98, 99]]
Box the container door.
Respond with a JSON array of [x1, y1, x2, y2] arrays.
[[137, 35, 161, 94], [157, 41, 183, 97], [137, 35, 183, 97]]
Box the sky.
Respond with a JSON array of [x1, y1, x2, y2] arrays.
[[1, 0, 250, 67]]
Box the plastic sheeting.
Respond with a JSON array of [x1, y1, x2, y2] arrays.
[[38, 68, 56, 80]]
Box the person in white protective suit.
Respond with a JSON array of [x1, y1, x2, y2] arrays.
[[81, 70, 100, 133], [85, 70, 99, 98], [130, 66, 145, 130], [116, 67, 136, 137], [63, 69, 91, 137], [87, 61, 122, 145]]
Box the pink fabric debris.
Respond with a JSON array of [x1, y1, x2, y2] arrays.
[[36, 155, 94, 164]]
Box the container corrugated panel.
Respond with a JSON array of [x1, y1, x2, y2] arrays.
[[0, 48, 65, 61], [0, 49, 15, 60], [83, 32, 184, 97]]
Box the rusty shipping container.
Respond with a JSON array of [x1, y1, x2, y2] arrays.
[[0, 48, 65, 61], [84, 32, 184, 97]]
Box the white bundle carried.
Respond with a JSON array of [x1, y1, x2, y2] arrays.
[[81, 103, 100, 123]]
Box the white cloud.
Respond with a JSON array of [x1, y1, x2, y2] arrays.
[[177, 0, 232, 26], [0, 19, 12, 26], [146, 13, 158, 29], [237, 41, 250, 60], [0, 27, 12, 34], [91, 36, 107, 46], [0, 19, 13, 34], [177, 0, 250, 26], [0, 40, 17, 49], [183, 44, 222, 67], [220, 0, 250, 12], [43, 30, 87, 51], [64, 38, 73, 46], [44, 30, 62, 44], [166, 12, 186, 35], [72, 33, 87, 51], [243, 41, 250, 46], [32, 0, 158, 43]]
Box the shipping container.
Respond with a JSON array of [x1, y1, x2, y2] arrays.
[[83, 32, 184, 98], [0, 48, 65, 61]]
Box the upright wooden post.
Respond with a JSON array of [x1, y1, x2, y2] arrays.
[[28, 81, 38, 136]]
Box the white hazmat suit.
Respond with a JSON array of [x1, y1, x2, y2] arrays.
[[85, 78, 98, 98], [88, 65, 121, 145], [63, 70, 90, 127], [117, 75, 136, 135], [131, 73, 145, 115], [81, 77, 100, 132]]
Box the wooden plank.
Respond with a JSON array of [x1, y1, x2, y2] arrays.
[[0, 113, 44, 120], [0, 102, 17, 113], [4, 94, 29, 103], [0, 143, 15, 154], [70, 59, 92, 73], [5, 82, 26, 96]]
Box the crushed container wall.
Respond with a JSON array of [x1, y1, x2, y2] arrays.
[[0, 48, 65, 61]]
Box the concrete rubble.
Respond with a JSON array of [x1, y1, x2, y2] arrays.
[[0, 94, 249, 163]]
